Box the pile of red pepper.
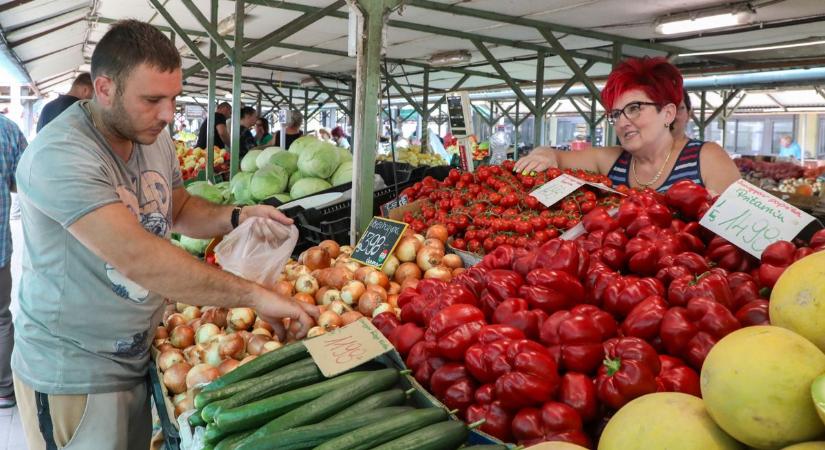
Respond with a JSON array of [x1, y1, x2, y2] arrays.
[[399, 161, 625, 254], [373, 179, 825, 448]]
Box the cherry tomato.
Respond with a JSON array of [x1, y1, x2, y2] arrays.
[[452, 238, 467, 250]]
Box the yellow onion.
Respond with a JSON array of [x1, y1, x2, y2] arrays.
[[162, 362, 191, 395]]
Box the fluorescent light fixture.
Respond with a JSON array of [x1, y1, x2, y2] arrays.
[[656, 5, 754, 35], [679, 39, 825, 57], [428, 50, 471, 67], [300, 77, 318, 87]]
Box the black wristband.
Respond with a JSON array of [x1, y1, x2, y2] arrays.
[[231, 206, 242, 229]]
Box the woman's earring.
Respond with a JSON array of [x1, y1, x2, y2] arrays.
[[665, 123, 670, 128]]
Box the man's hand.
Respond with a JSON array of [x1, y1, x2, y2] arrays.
[[253, 292, 319, 340], [239, 205, 295, 243], [513, 147, 559, 174]]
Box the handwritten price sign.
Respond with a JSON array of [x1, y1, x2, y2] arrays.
[[700, 179, 816, 258], [351, 217, 407, 269], [529, 174, 585, 207], [304, 318, 394, 377]]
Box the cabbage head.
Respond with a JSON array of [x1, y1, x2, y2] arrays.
[[330, 161, 353, 186], [179, 235, 210, 256], [186, 181, 223, 204], [269, 151, 299, 173], [289, 136, 319, 155], [289, 171, 307, 190], [271, 193, 291, 204], [290, 177, 332, 199], [297, 141, 340, 179], [255, 147, 283, 169], [241, 150, 262, 172], [213, 181, 232, 204], [230, 172, 254, 205], [250, 165, 289, 200], [336, 147, 352, 163]]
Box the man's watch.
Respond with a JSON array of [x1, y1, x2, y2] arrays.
[[231, 206, 243, 229]]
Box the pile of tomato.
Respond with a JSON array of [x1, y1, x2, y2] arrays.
[[399, 161, 627, 255]]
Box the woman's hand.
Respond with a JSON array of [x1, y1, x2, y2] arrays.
[[514, 147, 559, 173]]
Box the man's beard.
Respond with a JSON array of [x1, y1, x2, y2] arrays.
[[105, 95, 167, 145]]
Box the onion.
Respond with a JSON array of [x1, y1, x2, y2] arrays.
[[201, 340, 223, 367], [339, 245, 354, 256], [453, 267, 466, 277], [318, 310, 343, 330], [162, 307, 176, 326], [387, 282, 401, 295], [342, 259, 362, 274], [158, 349, 185, 371], [247, 335, 268, 356], [254, 318, 275, 334], [305, 247, 331, 271], [354, 266, 375, 283], [173, 390, 195, 417], [400, 277, 419, 292], [240, 355, 257, 365], [195, 323, 221, 345], [236, 330, 252, 344], [261, 341, 283, 354], [358, 291, 384, 316], [307, 326, 326, 338], [188, 318, 203, 330], [320, 289, 342, 306], [155, 326, 169, 341], [162, 362, 191, 395], [388, 294, 400, 309], [176, 302, 191, 313], [341, 280, 366, 305], [329, 300, 347, 315], [316, 267, 352, 290], [156, 341, 174, 354], [293, 292, 316, 306], [372, 303, 394, 318], [315, 286, 330, 303], [341, 311, 364, 325], [182, 306, 201, 322], [165, 313, 187, 331], [424, 266, 452, 282], [395, 262, 422, 284], [228, 308, 256, 331], [365, 270, 390, 289], [319, 240, 341, 259], [443, 254, 463, 269], [201, 307, 228, 328], [183, 346, 201, 365], [295, 274, 319, 295], [426, 224, 449, 243], [186, 363, 220, 390], [272, 280, 294, 297], [170, 325, 195, 349], [366, 284, 388, 301], [423, 238, 445, 252], [252, 327, 273, 338], [414, 234, 425, 244], [285, 264, 310, 281], [417, 247, 444, 271], [219, 333, 245, 359], [382, 255, 400, 279], [395, 237, 421, 262], [218, 358, 240, 375]]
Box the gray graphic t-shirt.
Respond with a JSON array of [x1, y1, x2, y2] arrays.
[[12, 101, 182, 394]]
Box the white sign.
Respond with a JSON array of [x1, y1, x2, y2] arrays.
[[699, 179, 817, 258], [529, 174, 585, 207], [304, 319, 393, 377]]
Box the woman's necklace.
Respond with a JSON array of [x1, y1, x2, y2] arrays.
[[631, 144, 675, 188]]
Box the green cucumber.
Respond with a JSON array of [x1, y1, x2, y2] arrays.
[[204, 423, 226, 444], [370, 420, 469, 450], [322, 388, 407, 422], [236, 368, 399, 449], [189, 412, 207, 427], [214, 370, 362, 433], [202, 341, 307, 392], [213, 430, 255, 450], [195, 376, 262, 409], [201, 358, 321, 422], [231, 406, 414, 450], [313, 407, 448, 450]]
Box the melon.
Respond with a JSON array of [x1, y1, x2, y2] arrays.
[[770, 252, 825, 352]]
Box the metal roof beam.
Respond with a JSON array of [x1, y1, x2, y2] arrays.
[[149, 0, 211, 68], [310, 75, 351, 115], [242, 61, 350, 83], [704, 89, 743, 124], [539, 29, 603, 106], [473, 39, 537, 115], [381, 68, 425, 116], [428, 74, 471, 114], [179, 0, 235, 62], [765, 92, 788, 112]]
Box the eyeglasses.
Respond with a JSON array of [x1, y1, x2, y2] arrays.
[[606, 101, 660, 125]]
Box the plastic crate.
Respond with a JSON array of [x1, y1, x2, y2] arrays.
[[423, 165, 452, 182], [375, 162, 413, 187], [148, 360, 181, 450]]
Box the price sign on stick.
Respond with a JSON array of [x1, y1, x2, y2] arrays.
[[700, 179, 816, 258], [304, 318, 393, 377], [351, 217, 408, 269], [529, 174, 586, 207]]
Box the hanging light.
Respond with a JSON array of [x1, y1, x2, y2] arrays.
[[655, 4, 755, 35], [428, 50, 472, 67]]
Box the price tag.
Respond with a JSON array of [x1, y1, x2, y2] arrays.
[[304, 318, 393, 377], [529, 174, 585, 207], [350, 217, 408, 269], [380, 194, 409, 217], [699, 179, 816, 258]]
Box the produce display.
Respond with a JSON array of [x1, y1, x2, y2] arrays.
[[398, 161, 625, 254], [376, 144, 447, 167], [176, 142, 230, 181]]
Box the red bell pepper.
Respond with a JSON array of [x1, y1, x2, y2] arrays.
[[520, 268, 585, 314], [795, 246, 815, 261], [405, 341, 445, 387], [373, 311, 400, 338], [810, 229, 825, 251], [621, 295, 668, 350], [421, 284, 478, 325], [452, 266, 490, 298], [656, 265, 692, 286], [584, 266, 621, 306], [387, 322, 424, 357], [727, 272, 760, 311], [655, 355, 701, 397], [668, 272, 734, 311], [757, 264, 787, 290], [559, 372, 599, 423], [534, 239, 590, 279], [480, 270, 525, 318], [596, 337, 661, 410], [493, 297, 547, 340], [761, 240, 796, 266], [540, 305, 618, 374], [656, 252, 710, 275], [511, 402, 591, 448], [660, 297, 741, 369], [480, 245, 525, 270], [665, 180, 711, 221], [582, 207, 619, 233], [706, 236, 757, 273], [429, 363, 477, 417], [476, 324, 526, 344], [603, 276, 665, 318], [466, 399, 513, 442], [625, 237, 659, 276], [735, 299, 770, 326], [425, 304, 486, 361]]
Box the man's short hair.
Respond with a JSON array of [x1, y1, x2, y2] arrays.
[[240, 106, 256, 118], [91, 20, 181, 91], [72, 72, 92, 88], [218, 102, 231, 110]]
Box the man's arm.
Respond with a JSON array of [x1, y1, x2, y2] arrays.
[[68, 202, 315, 336], [216, 123, 230, 149]]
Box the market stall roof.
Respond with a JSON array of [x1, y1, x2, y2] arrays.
[[2, 0, 825, 107]]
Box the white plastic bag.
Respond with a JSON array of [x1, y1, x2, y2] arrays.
[[214, 217, 298, 288]]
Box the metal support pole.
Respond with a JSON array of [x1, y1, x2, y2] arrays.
[[256, 92, 262, 116], [229, 0, 244, 178], [514, 101, 520, 154], [350, 0, 402, 243], [205, 0, 218, 181], [534, 51, 545, 147], [699, 90, 707, 142], [303, 90, 309, 134], [607, 43, 623, 146], [490, 101, 495, 135], [421, 67, 429, 150], [590, 95, 597, 145]]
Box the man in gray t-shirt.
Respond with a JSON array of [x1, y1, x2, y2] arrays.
[[12, 20, 317, 450]]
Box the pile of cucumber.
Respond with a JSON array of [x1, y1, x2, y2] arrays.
[[185, 341, 502, 450]]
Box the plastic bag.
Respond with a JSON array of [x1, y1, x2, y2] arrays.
[[214, 217, 298, 288]]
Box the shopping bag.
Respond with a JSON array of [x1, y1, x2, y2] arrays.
[[214, 217, 298, 288]]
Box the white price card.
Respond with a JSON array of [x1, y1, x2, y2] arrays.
[[699, 179, 816, 258], [304, 318, 394, 377], [529, 174, 585, 207]]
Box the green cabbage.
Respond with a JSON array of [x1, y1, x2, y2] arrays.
[[336, 147, 352, 163], [250, 165, 289, 200], [289, 136, 318, 155], [179, 235, 210, 256], [290, 177, 332, 199], [271, 193, 292, 204], [297, 142, 340, 179], [269, 151, 299, 173], [289, 171, 307, 190], [213, 181, 232, 204], [255, 147, 283, 169], [186, 181, 223, 204], [241, 150, 262, 172], [230, 172, 254, 205], [330, 160, 353, 186]]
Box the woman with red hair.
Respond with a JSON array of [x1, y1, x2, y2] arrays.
[[515, 57, 740, 194]]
